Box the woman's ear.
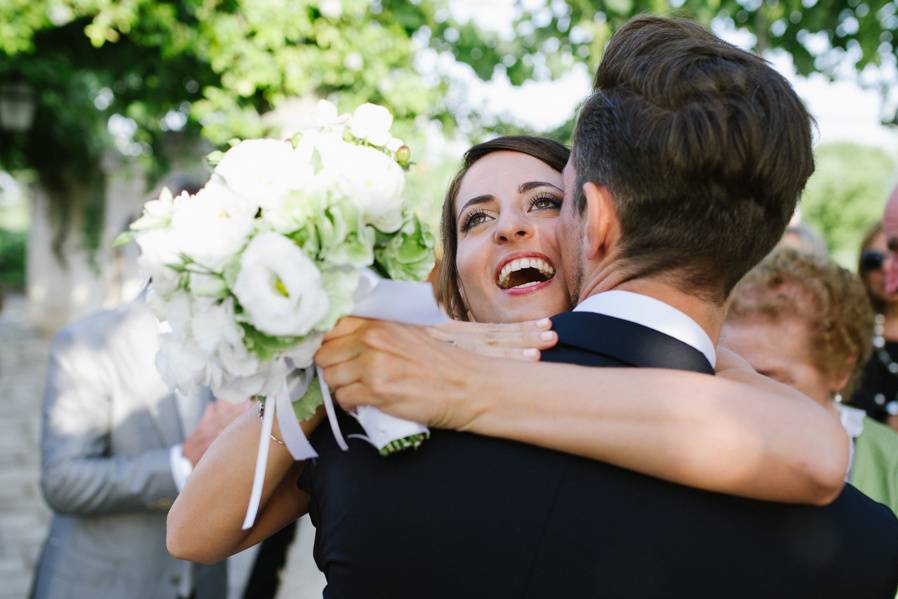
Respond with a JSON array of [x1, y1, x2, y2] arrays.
[[581, 182, 618, 261]]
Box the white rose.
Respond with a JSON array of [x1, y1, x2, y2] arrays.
[[191, 297, 244, 354], [213, 139, 310, 209], [232, 232, 330, 337], [349, 103, 393, 147], [320, 142, 405, 232], [170, 182, 256, 271], [155, 333, 206, 394]]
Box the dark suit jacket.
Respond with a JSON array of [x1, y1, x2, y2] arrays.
[[300, 311, 898, 598]]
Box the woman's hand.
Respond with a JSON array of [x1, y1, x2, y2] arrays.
[[427, 318, 558, 360], [317, 317, 501, 431]]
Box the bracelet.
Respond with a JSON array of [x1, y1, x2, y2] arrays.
[[257, 401, 286, 447]]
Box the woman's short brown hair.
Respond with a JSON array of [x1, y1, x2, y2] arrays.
[[435, 136, 570, 320], [728, 248, 874, 397]]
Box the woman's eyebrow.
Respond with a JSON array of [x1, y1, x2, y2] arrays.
[[459, 194, 494, 213], [518, 181, 563, 193]]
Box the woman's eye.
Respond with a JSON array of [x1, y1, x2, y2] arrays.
[[529, 195, 562, 211], [461, 210, 491, 231]]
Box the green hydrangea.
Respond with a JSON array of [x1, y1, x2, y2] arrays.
[[374, 214, 435, 282]]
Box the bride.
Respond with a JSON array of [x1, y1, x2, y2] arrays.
[[167, 135, 848, 564]]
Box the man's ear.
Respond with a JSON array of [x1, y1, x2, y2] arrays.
[[581, 182, 617, 261]]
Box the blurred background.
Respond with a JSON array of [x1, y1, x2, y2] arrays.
[[0, 1, 896, 598]]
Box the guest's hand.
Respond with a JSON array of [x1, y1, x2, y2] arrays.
[[316, 317, 514, 430], [182, 400, 252, 466]]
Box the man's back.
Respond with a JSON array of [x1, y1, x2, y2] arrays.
[[301, 311, 898, 598]]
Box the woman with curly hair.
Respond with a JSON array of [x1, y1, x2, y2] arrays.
[[723, 248, 898, 513]]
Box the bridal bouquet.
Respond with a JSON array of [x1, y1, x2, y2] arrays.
[[126, 101, 443, 526]]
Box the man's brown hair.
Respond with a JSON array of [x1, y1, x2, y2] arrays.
[[572, 16, 815, 302]]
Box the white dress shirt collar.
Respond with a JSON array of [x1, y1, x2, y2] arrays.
[[573, 290, 717, 367]]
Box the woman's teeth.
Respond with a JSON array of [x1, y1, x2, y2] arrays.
[[498, 257, 556, 290]]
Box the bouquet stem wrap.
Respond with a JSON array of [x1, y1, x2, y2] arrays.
[[242, 271, 447, 529]]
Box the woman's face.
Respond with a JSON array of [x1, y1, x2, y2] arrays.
[[721, 316, 834, 405], [453, 151, 571, 323], [862, 231, 897, 304]]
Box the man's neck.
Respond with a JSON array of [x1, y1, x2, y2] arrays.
[[577, 271, 724, 346]]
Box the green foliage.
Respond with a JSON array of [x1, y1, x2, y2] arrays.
[[491, 0, 898, 123], [800, 142, 897, 265], [2, 0, 897, 257], [0, 228, 26, 289]]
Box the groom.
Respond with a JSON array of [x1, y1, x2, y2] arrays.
[[313, 16, 898, 597]]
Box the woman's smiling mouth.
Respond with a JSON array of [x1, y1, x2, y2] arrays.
[[496, 253, 556, 295]]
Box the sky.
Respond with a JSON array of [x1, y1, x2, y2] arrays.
[[447, 0, 898, 155]]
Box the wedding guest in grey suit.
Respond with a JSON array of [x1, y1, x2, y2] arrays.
[[30, 296, 244, 599]]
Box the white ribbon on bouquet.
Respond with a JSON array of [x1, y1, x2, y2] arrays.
[[242, 269, 448, 529]]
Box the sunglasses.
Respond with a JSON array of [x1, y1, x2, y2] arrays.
[[861, 250, 885, 271]]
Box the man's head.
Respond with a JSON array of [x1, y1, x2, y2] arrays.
[[559, 16, 815, 305]]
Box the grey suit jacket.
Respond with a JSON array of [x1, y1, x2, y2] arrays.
[[31, 299, 227, 599]]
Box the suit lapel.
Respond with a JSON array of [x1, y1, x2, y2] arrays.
[[550, 311, 715, 375]]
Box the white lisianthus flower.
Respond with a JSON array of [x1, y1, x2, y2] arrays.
[[144, 260, 181, 297], [136, 228, 182, 274], [318, 0, 342, 19], [131, 187, 185, 231], [283, 333, 324, 369], [313, 100, 346, 130], [349, 103, 393, 147], [189, 272, 228, 298], [386, 137, 404, 154], [213, 359, 292, 404], [213, 139, 310, 209], [170, 182, 256, 271], [232, 232, 330, 337], [155, 333, 206, 393], [213, 372, 265, 404], [217, 334, 260, 384], [153, 291, 193, 339], [191, 297, 244, 354], [320, 142, 405, 232]]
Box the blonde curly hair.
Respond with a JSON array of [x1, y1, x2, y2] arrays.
[[728, 248, 874, 397]]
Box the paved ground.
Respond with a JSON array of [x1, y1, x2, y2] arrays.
[[0, 295, 52, 599], [0, 294, 324, 599]]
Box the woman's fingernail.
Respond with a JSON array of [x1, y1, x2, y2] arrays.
[[535, 318, 550, 327], [540, 331, 556, 341], [523, 348, 540, 358]]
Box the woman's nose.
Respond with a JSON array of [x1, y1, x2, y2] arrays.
[[493, 214, 533, 244]]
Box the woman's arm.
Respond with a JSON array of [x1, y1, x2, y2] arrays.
[[317, 319, 849, 505], [166, 407, 324, 564]]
